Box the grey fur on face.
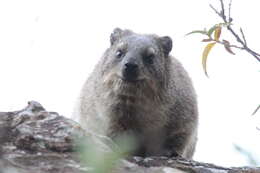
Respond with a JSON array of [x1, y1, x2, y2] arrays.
[[74, 28, 198, 159]]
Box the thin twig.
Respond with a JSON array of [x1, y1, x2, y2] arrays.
[[226, 25, 245, 46], [209, 4, 222, 17], [252, 105, 260, 115], [246, 48, 260, 61], [228, 0, 232, 22], [219, 0, 226, 21], [240, 28, 247, 46], [210, 1, 260, 62], [207, 37, 244, 50], [252, 50, 260, 57]]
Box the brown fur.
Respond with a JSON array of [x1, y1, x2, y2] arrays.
[[74, 28, 198, 158]]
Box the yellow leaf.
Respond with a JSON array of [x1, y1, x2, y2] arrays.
[[214, 26, 222, 41], [202, 42, 216, 77]]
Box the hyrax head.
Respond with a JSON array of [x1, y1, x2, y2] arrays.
[[102, 28, 172, 88]]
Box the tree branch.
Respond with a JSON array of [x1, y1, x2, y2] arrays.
[[210, 0, 260, 62]]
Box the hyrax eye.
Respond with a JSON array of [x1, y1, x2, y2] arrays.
[[144, 54, 154, 64], [144, 48, 155, 65], [115, 50, 124, 58]]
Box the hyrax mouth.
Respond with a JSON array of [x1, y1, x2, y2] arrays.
[[120, 75, 145, 83], [121, 77, 141, 83]]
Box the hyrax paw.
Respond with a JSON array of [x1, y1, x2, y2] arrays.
[[164, 150, 182, 158]]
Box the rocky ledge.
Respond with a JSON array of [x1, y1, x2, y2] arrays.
[[0, 101, 259, 173]]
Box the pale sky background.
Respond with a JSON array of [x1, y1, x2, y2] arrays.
[[0, 0, 259, 167]]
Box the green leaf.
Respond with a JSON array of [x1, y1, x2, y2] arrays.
[[207, 25, 217, 37], [207, 23, 232, 37], [202, 42, 216, 77], [186, 30, 207, 36]]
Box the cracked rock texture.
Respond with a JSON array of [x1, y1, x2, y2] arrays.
[[0, 101, 259, 173]]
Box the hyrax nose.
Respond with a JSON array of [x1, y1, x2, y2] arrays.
[[123, 62, 139, 81], [125, 62, 138, 72]]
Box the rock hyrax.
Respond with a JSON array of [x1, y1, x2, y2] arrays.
[[75, 28, 198, 159]]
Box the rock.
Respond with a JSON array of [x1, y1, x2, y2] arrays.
[[0, 101, 259, 173], [0, 101, 108, 173]]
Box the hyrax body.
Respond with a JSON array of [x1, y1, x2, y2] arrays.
[[75, 28, 198, 159]]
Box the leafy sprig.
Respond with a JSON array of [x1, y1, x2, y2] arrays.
[[187, 0, 260, 77], [187, 23, 235, 77]]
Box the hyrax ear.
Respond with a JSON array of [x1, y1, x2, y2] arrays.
[[159, 36, 172, 56], [110, 28, 123, 45]]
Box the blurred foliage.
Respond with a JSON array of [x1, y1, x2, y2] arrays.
[[77, 135, 137, 173], [233, 144, 260, 166]]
